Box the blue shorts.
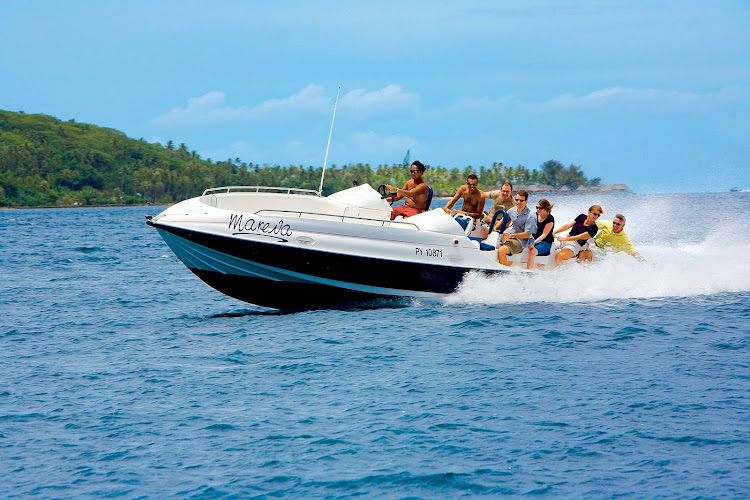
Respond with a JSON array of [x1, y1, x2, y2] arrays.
[[534, 240, 552, 256]]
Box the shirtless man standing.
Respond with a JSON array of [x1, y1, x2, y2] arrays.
[[443, 174, 484, 220], [386, 161, 430, 220]]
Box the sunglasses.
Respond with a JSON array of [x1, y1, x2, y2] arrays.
[[536, 205, 544, 210], [467, 182, 477, 186], [591, 212, 602, 217], [612, 221, 622, 226], [410, 169, 420, 173], [515, 198, 525, 202]]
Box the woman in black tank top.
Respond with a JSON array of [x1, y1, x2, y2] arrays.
[[527, 199, 555, 270]]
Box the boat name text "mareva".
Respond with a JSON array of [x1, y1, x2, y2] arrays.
[[228, 214, 293, 237]]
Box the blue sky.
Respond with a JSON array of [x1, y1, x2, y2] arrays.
[[2, 1, 748, 193]]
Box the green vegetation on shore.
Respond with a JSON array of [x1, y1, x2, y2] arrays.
[[0, 110, 601, 208]]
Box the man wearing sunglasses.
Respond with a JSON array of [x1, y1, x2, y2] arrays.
[[591, 213, 644, 262], [443, 174, 484, 220], [496, 190, 537, 266], [386, 161, 431, 220]]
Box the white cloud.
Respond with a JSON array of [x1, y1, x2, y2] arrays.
[[252, 84, 330, 116], [349, 130, 419, 156], [534, 86, 740, 114], [339, 85, 419, 119], [150, 84, 330, 126], [443, 86, 742, 119], [150, 83, 421, 127]]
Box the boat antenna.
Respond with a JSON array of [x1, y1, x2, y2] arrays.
[[318, 86, 340, 197]]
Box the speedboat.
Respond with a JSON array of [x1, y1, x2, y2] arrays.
[[146, 183, 516, 309]]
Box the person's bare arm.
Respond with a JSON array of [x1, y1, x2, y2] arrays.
[[387, 182, 426, 200], [531, 221, 554, 246], [553, 220, 574, 236], [385, 182, 411, 202], [443, 187, 465, 214]]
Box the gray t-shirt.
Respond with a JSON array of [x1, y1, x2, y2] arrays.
[[504, 205, 537, 248]]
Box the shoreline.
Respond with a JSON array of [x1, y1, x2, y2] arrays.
[[1, 203, 165, 210], [3, 187, 747, 210], [484, 183, 631, 193]]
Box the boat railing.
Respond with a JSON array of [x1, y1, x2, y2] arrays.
[[255, 209, 420, 230], [202, 186, 319, 196]]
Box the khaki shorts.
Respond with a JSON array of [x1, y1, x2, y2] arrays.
[[503, 238, 523, 255]]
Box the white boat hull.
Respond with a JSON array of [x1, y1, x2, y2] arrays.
[[147, 185, 509, 309]]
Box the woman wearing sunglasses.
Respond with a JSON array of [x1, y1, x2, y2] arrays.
[[553, 205, 604, 265], [526, 199, 555, 270]]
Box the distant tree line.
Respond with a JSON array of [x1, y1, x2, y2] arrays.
[[0, 110, 600, 208]]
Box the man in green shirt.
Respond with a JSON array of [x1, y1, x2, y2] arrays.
[[594, 213, 644, 262]]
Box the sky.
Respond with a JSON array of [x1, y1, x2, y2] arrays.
[[2, 0, 748, 193]]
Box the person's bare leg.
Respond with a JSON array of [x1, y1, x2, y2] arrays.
[[498, 246, 511, 266], [555, 248, 573, 266], [527, 247, 537, 270]]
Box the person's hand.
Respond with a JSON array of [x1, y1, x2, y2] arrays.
[[386, 184, 396, 192]]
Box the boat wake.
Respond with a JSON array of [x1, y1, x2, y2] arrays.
[[446, 229, 750, 305]]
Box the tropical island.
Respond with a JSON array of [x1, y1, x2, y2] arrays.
[[0, 109, 623, 208]]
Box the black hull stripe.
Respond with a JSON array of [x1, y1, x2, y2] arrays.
[[191, 270, 399, 310], [150, 221, 500, 294]]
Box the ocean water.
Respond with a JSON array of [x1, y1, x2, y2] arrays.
[[1, 192, 749, 498]]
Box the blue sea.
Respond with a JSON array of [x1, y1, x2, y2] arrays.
[[2, 192, 749, 498]]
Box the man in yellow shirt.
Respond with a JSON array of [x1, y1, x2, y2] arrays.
[[594, 213, 644, 261]]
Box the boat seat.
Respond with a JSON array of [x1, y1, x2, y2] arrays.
[[469, 236, 496, 251], [453, 214, 478, 237], [425, 186, 434, 210], [454, 214, 472, 231], [467, 209, 509, 251]]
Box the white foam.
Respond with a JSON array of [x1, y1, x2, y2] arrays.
[[446, 229, 750, 305]]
